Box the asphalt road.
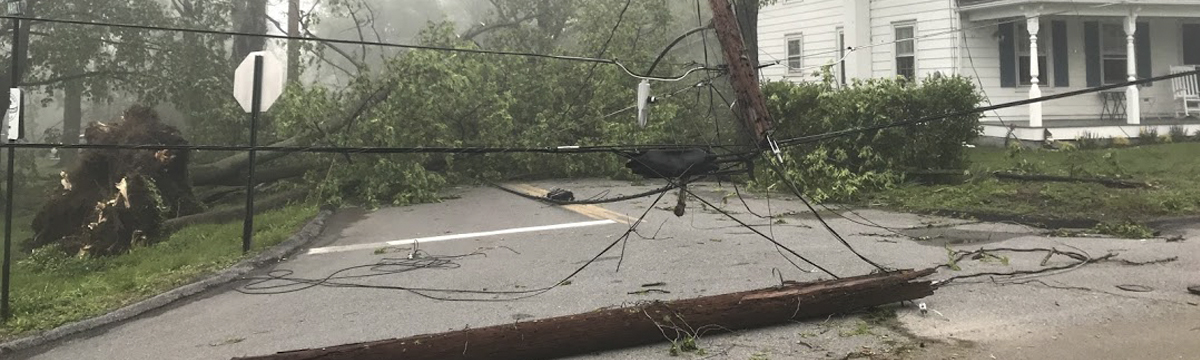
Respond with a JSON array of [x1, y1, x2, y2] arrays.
[[14, 179, 1200, 360]]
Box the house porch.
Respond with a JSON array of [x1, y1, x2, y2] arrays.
[[958, 1, 1200, 130], [978, 117, 1200, 143]]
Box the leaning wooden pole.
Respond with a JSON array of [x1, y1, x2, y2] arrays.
[[233, 268, 936, 360], [709, 0, 773, 146]]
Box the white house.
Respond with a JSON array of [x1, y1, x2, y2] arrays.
[[758, 0, 1200, 142]]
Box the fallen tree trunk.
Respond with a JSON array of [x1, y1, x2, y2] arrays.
[[233, 268, 936, 360], [196, 186, 246, 204], [163, 188, 307, 232], [190, 84, 396, 187], [207, 165, 309, 187], [993, 171, 1151, 189]]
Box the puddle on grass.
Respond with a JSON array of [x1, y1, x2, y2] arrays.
[[899, 227, 1031, 247]]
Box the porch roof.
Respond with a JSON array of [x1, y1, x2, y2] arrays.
[[959, 0, 1200, 21]]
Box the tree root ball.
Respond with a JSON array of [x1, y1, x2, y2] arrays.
[[28, 105, 203, 257]]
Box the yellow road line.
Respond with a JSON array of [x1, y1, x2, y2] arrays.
[[507, 184, 636, 225]]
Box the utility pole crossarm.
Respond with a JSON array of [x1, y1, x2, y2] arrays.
[[708, 0, 773, 146]]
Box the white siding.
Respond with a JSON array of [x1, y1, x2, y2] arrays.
[[964, 17, 1186, 123], [868, 0, 958, 79], [759, 0, 844, 82], [757, 1, 1193, 125]]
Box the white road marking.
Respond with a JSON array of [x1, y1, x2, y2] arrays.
[[304, 219, 618, 255]]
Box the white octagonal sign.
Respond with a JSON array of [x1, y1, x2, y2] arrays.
[[233, 51, 286, 113]]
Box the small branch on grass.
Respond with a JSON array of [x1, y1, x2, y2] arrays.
[[993, 171, 1152, 189]]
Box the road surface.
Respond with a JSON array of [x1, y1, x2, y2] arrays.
[[14, 179, 1200, 360]]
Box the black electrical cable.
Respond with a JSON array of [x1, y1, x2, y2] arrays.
[[489, 154, 752, 206], [704, 78, 890, 272], [615, 150, 839, 277], [236, 185, 672, 301], [668, 177, 840, 278], [237, 250, 482, 294], [731, 182, 770, 219], [701, 70, 889, 272], [757, 152, 890, 272], [646, 25, 713, 76], [0, 14, 705, 82], [10, 142, 752, 154], [491, 182, 678, 205]]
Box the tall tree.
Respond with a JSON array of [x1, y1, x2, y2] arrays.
[[0, 0, 169, 150], [232, 0, 268, 63]]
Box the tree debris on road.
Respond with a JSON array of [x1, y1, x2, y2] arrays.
[[232, 268, 936, 360]]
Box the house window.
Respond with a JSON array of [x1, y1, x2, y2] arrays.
[[837, 27, 846, 84], [894, 23, 916, 79], [786, 35, 803, 73], [1183, 24, 1200, 65], [1015, 22, 1049, 86], [1100, 23, 1127, 84]]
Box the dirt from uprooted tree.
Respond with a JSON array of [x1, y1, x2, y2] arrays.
[[26, 105, 203, 257]]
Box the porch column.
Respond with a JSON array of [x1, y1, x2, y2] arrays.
[[1125, 12, 1141, 125], [1027, 16, 1042, 128], [844, 0, 872, 80]]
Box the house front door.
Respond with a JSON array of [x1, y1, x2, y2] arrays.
[[1184, 24, 1200, 65]]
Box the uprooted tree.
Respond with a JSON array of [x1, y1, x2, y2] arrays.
[[27, 106, 203, 257]]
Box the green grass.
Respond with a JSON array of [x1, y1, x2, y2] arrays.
[[0, 204, 316, 340], [872, 143, 1200, 231]]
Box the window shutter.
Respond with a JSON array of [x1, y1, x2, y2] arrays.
[[1136, 22, 1151, 85], [999, 22, 1016, 88], [1084, 21, 1100, 87], [1052, 20, 1069, 87]]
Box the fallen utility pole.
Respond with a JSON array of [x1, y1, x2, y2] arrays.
[[709, 0, 773, 146], [233, 268, 936, 360]]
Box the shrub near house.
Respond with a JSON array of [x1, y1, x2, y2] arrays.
[[758, 73, 985, 201]]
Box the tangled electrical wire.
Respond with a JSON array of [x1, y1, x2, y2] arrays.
[[235, 182, 676, 301]]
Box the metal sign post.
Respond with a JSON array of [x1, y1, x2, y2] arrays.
[[233, 51, 284, 253], [242, 56, 263, 253], [2, 0, 25, 323]]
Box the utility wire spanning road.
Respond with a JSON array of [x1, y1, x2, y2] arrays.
[[12, 179, 1200, 360]]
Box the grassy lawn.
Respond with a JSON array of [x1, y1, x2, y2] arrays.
[[0, 203, 317, 340], [870, 142, 1200, 232]]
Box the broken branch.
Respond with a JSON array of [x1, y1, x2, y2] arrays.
[[993, 171, 1152, 189]]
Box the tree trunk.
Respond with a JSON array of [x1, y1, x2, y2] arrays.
[[733, 0, 760, 69], [162, 188, 306, 232], [59, 76, 83, 166], [232, 0, 269, 63], [287, 0, 300, 83], [233, 269, 937, 360]]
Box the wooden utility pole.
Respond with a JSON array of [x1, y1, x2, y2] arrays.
[[709, 0, 773, 146], [233, 269, 936, 360], [287, 0, 300, 83]]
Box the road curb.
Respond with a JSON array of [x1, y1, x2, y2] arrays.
[[0, 207, 335, 355]]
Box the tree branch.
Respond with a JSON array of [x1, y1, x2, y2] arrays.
[[22, 70, 145, 87], [460, 13, 540, 42], [266, 15, 366, 72], [345, 1, 368, 66]]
